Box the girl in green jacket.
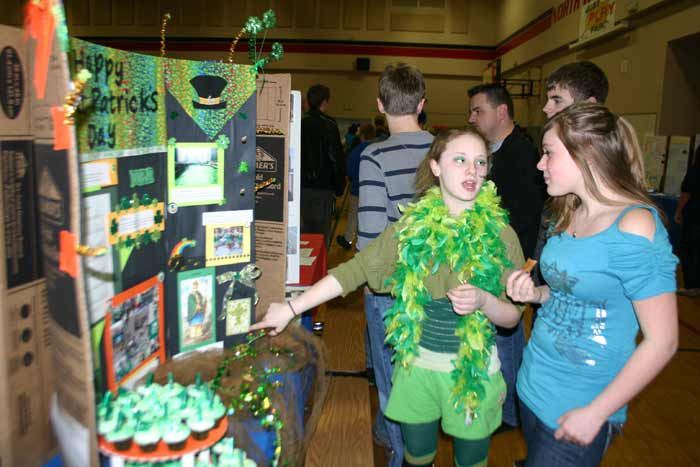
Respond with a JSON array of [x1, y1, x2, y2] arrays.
[[252, 126, 524, 467]]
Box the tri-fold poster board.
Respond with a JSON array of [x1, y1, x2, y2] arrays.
[[0, 3, 295, 464]]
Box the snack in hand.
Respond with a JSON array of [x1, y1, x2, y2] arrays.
[[522, 258, 538, 273]]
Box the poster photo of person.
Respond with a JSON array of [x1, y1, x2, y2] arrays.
[[167, 141, 224, 206], [105, 275, 165, 390], [177, 268, 216, 352]]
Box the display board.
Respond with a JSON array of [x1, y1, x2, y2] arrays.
[[3, 2, 262, 464], [0, 26, 57, 464], [254, 74, 290, 318]]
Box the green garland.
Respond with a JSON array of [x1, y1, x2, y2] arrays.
[[384, 181, 511, 421]]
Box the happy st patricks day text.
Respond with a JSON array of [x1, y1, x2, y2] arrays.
[[71, 48, 160, 150]]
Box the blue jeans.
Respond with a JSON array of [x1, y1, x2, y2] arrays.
[[365, 290, 403, 467], [496, 319, 525, 427], [520, 401, 622, 467]]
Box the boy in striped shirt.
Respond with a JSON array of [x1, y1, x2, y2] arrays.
[[358, 63, 434, 466]]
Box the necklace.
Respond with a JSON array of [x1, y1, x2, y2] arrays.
[[384, 181, 511, 421]]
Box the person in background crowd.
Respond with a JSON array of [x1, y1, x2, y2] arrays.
[[675, 145, 700, 297], [300, 84, 345, 246], [337, 123, 377, 251], [543, 61, 609, 120], [344, 122, 360, 154], [468, 83, 546, 431], [374, 114, 389, 139], [358, 63, 434, 465]]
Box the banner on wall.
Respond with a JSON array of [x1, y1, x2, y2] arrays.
[[579, 0, 617, 41]]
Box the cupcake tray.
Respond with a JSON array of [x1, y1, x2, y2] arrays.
[[99, 418, 228, 462]]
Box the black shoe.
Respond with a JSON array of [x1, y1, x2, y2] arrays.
[[336, 235, 352, 250], [513, 459, 526, 467]]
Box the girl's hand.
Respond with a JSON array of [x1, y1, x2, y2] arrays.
[[555, 406, 607, 446], [507, 270, 540, 303], [250, 302, 295, 335], [447, 284, 486, 315]]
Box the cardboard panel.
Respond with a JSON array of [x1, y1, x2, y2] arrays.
[[254, 74, 290, 319]]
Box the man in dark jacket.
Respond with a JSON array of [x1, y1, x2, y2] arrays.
[[300, 84, 345, 246], [468, 83, 546, 431]]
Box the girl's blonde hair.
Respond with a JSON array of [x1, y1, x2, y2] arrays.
[[414, 125, 490, 197], [543, 103, 652, 233]]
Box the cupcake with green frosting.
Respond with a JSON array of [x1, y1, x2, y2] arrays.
[[96, 391, 115, 419], [162, 372, 185, 399], [97, 406, 119, 437], [202, 394, 227, 428], [187, 373, 207, 400], [218, 448, 246, 467], [114, 388, 139, 412], [136, 374, 162, 400], [187, 407, 214, 441], [105, 414, 135, 451], [212, 436, 235, 458], [134, 421, 161, 453], [162, 419, 190, 451], [162, 391, 186, 421]]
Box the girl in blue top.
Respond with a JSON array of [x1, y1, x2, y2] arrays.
[[505, 104, 678, 466]]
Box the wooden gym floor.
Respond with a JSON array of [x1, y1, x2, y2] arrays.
[[305, 197, 700, 467]]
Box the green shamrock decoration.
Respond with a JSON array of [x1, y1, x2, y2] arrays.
[[238, 161, 250, 174], [217, 134, 231, 150], [110, 218, 119, 236], [244, 10, 284, 74]]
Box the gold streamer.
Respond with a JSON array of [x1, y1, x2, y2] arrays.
[[63, 69, 92, 125], [255, 177, 276, 192], [228, 27, 247, 64], [160, 13, 172, 58]]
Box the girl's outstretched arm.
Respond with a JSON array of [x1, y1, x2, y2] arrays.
[[250, 274, 344, 335]]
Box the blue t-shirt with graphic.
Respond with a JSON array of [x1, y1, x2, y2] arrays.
[[517, 205, 678, 429]]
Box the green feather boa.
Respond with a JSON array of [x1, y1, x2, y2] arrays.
[[384, 181, 511, 421]]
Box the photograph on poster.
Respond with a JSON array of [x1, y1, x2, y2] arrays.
[[224, 297, 251, 336], [205, 222, 251, 267], [106, 276, 165, 389], [167, 141, 224, 206], [177, 268, 217, 352]]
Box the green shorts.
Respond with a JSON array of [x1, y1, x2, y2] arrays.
[[385, 364, 506, 440]]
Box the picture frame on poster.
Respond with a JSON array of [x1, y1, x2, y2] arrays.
[[103, 275, 166, 391], [167, 141, 225, 207], [205, 222, 251, 267], [177, 268, 217, 353]]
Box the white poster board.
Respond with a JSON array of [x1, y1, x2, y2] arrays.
[[286, 91, 301, 284], [664, 136, 691, 195]]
